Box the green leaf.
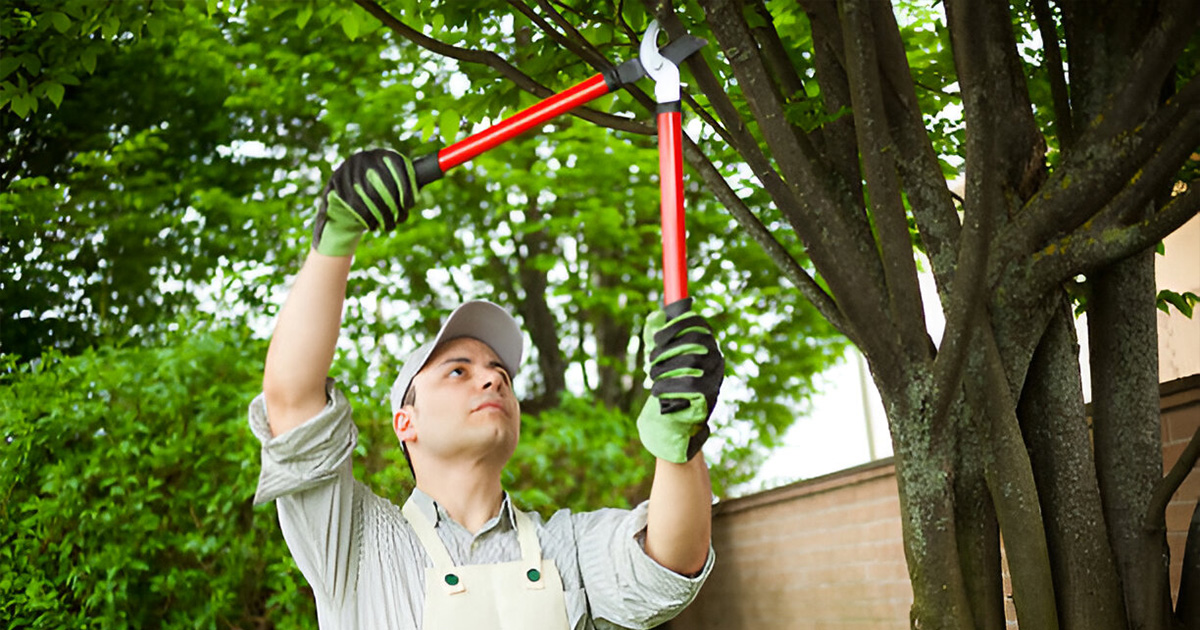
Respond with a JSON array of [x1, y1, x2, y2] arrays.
[[101, 16, 120, 40], [341, 11, 360, 40], [11, 91, 36, 117], [45, 11, 71, 34], [440, 109, 461, 142], [146, 15, 165, 40], [44, 82, 65, 108], [19, 53, 41, 76], [80, 48, 97, 75], [1158, 290, 1198, 318], [0, 57, 20, 81], [296, 5, 314, 29]]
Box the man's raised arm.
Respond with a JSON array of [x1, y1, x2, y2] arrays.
[[262, 149, 418, 437], [636, 299, 725, 575]]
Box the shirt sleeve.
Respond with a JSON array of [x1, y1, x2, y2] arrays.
[[248, 380, 361, 607], [572, 501, 714, 629]]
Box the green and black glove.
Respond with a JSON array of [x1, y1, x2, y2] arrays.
[[313, 149, 417, 256], [636, 298, 725, 463]]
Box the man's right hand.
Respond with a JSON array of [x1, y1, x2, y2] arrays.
[[312, 149, 418, 257]]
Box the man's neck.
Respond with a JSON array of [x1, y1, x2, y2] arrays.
[[416, 467, 505, 534]]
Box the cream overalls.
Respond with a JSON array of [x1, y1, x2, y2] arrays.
[[402, 498, 572, 630]]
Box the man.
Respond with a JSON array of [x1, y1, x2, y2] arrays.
[[249, 149, 724, 629]]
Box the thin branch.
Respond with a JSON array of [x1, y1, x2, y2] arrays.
[[353, 0, 652, 136], [871, 0, 962, 286], [748, 0, 808, 109], [1030, 0, 1074, 150], [841, 0, 928, 358], [650, 1, 824, 246], [504, 0, 662, 118], [798, 0, 868, 220], [1146, 423, 1200, 531], [510, 0, 610, 70], [680, 135, 858, 346], [696, 0, 891, 350], [681, 91, 736, 148]]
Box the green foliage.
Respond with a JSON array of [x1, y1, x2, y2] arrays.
[[0, 326, 316, 628], [1157, 289, 1199, 318]]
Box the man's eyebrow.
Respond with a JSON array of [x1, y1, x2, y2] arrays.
[[489, 360, 511, 378], [436, 357, 509, 377]]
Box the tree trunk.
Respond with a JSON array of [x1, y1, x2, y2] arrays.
[[1179, 500, 1200, 630], [1089, 248, 1173, 630], [953, 400, 1005, 630], [1016, 296, 1126, 630], [878, 370, 976, 629]]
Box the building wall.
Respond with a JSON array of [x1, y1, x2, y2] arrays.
[[1164, 376, 1200, 603], [1157, 215, 1200, 383], [672, 375, 1200, 629]]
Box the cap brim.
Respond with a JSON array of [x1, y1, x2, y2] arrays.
[[390, 301, 523, 413]]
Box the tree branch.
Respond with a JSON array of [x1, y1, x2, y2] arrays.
[[1145, 423, 1200, 531], [1002, 72, 1200, 266], [508, 0, 611, 73], [840, 0, 928, 360], [680, 134, 859, 346], [1179, 499, 1200, 630], [748, 0, 806, 103], [353, 0, 652, 136], [872, 0, 961, 288], [1090, 0, 1200, 147], [681, 91, 736, 149], [1023, 180, 1200, 292], [798, 0, 865, 204], [696, 0, 892, 362], [650, 6, 785, 202], [978, 327, 1062, 629], [1030, 0, 1074, 151]]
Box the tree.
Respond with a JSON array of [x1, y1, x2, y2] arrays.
[[327, 0, 1200, 628], [3, 0, 844, 541]]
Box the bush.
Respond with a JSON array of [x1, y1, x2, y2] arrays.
[[0, 327, 316, 628]]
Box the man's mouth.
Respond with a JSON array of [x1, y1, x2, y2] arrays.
[[472, 400, 504, 413]]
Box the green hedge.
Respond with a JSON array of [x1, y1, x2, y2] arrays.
[[0, 328, 316, 628]]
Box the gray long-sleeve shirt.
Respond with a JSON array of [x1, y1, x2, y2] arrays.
[[249, 381, 713, 629]]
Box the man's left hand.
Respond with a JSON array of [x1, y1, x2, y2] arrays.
[[636, 298, 725, 464]]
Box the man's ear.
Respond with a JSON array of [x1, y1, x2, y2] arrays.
[[394, 408, 416, 442]]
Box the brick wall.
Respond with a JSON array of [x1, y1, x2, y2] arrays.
[[671, 374, 1200, 629], [669, 459, 910, 629], [1164, 375, 1200, 604]]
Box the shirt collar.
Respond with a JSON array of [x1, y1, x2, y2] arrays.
[[408, 487, 517, 532]]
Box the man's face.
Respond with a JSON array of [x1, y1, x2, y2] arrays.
[[401, 336, 521, 468]]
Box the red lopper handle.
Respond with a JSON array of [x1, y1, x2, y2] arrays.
[[657, 108, 687, 305]]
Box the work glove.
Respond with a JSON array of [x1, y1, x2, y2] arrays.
[[636, 298, 725, 463], [312, 149, 417, 256]]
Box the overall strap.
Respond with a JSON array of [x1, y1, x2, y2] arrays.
[[401, 498, 457, 572], [512, 508, 548, 590]]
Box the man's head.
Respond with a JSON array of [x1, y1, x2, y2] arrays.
[[389, 301, 523, 477]]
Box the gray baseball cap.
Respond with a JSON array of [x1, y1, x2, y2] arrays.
[[389, 300, 523, 415]]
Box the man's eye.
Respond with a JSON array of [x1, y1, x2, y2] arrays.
[[449, 367, 465, 377]]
